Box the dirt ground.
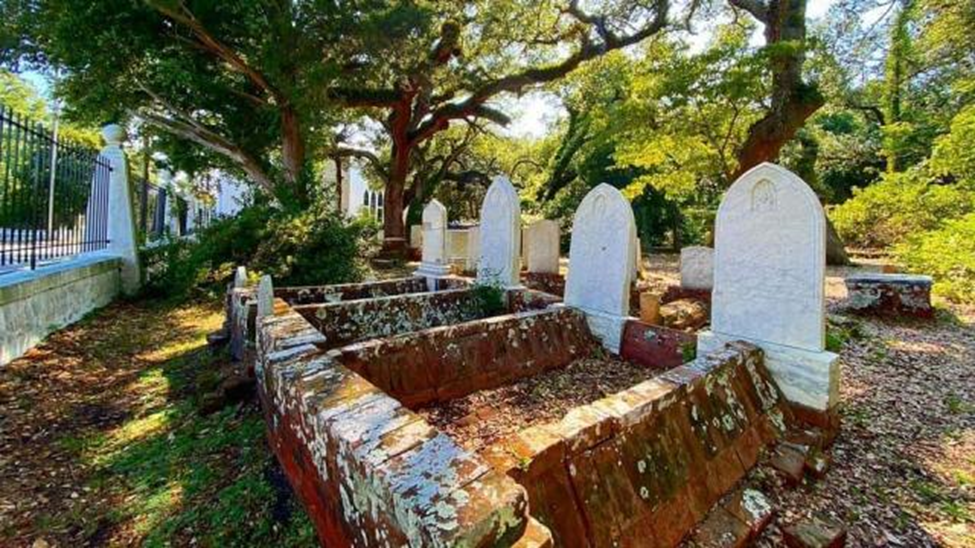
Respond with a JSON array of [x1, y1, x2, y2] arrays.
[[417, 355, 660, 454]]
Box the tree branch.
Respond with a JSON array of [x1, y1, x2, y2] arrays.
[[410, 0, 668, 145], [728, 0, 769, 23], [134, 109, 276, 196], [146, 0, 284, 103], [331, 145, 389, 179]]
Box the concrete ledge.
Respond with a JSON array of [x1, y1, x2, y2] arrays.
[[0, 253, 122, 366], [697, 330, 839, 412], [0, 253, 120, 306]]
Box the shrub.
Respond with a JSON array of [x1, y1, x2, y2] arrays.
[[141, 203, 374, 300], [830, 168, 975, 248], [894, 213, 975, 303]]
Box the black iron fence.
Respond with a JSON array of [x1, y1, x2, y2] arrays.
[[0, 105, 112, 270]]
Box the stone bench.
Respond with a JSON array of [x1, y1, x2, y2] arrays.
[[844, 273, 934, 318]]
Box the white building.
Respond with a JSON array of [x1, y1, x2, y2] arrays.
[[325, 158, 384, 221]]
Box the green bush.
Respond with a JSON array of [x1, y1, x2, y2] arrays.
[[830, 168, 975, 248], [894, 213, 975, 303], [141, 203, 374, 300]]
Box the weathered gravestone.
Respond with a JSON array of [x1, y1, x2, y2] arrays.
[[414, 200, 451, 287], [565, 183, 638, 352], [697, 163, 839, 416], [256, 275, 274, 320], [681, 246, 714, 290], [477, 177, 521, 287], [524, 220, 560, 274], [234, 266, 248, 289]]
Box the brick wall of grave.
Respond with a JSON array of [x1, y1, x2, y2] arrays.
[[257, 299, 540, 548], [227, 277, 465, 361], [275, 277, 432, 305], [481, 342, 793, 548], [333, 306, 596, 408], [292, 288, 487, 350]]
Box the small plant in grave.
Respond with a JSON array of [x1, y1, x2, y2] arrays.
[[469, 275, 507, 318]]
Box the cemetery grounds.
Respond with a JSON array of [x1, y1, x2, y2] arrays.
[[0, 257, 972, 547]]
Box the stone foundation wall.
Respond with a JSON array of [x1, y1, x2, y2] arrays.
[[292, 288, 490, 350], [334, 306, 596, 408], [257, 300, 542, 547], [482, 342, 793, 547], [0, 254, 121, 366]]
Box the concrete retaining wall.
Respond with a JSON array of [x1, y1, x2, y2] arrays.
[[0, 254, 121, 366]]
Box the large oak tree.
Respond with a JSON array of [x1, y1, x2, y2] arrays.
[[3, 0, 676, 254]]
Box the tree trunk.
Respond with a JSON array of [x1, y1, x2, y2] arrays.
[[731, 0, 849, 265], [381, 143, 410, 258], [280, 105, 307, 207]]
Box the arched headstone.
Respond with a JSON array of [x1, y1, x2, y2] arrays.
[[524, 220, 560, 274], [477, 177, 521, 287], [414, 200, 451, 286], [697, 163, 839, 414], [565, 184, 637, 351]]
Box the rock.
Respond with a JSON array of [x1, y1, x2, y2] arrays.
[[783, 517, 847, 548], [771, 442, 809, 485], [723, 488, 774, 537], [206, 330, 230, 350], [659, 298, 708, 331]]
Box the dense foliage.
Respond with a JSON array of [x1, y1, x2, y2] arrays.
[[141, 204, 375, 299], [895, 213, 975, 303]]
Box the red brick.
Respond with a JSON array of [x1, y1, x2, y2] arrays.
[[690, 506, 751, 548]]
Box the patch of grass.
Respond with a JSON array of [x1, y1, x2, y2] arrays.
[[43, 301, 314, 546], [945, 393, 974, 415]]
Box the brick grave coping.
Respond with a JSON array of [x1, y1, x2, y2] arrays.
[[254, 278, 797, 547], [227, 276, 470, 362], [844, 273, 934, 318]]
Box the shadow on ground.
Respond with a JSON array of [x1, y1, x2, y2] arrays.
[[0, 298, 315, 547]]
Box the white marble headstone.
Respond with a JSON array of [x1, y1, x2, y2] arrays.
[[524, 220, 560, 274], [415, 200, 451, 283], [256, 275, 274, 320], [565, 184, 637, 352], [697, 163, 838, 412], [234, 266, 248, 288], [711, 163, 826, 351], [421, 200, 447, 266], [477, 177, 521, 287], [680, 246, 713, 290]]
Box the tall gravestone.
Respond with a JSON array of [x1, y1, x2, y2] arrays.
[[415, 200, 451, 288], [524, 220, 560, 274], [565, 184, 637, 352], [697, 163, 839, 415], [477, 177, 521, 287], [256, 275, 274, 320]]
